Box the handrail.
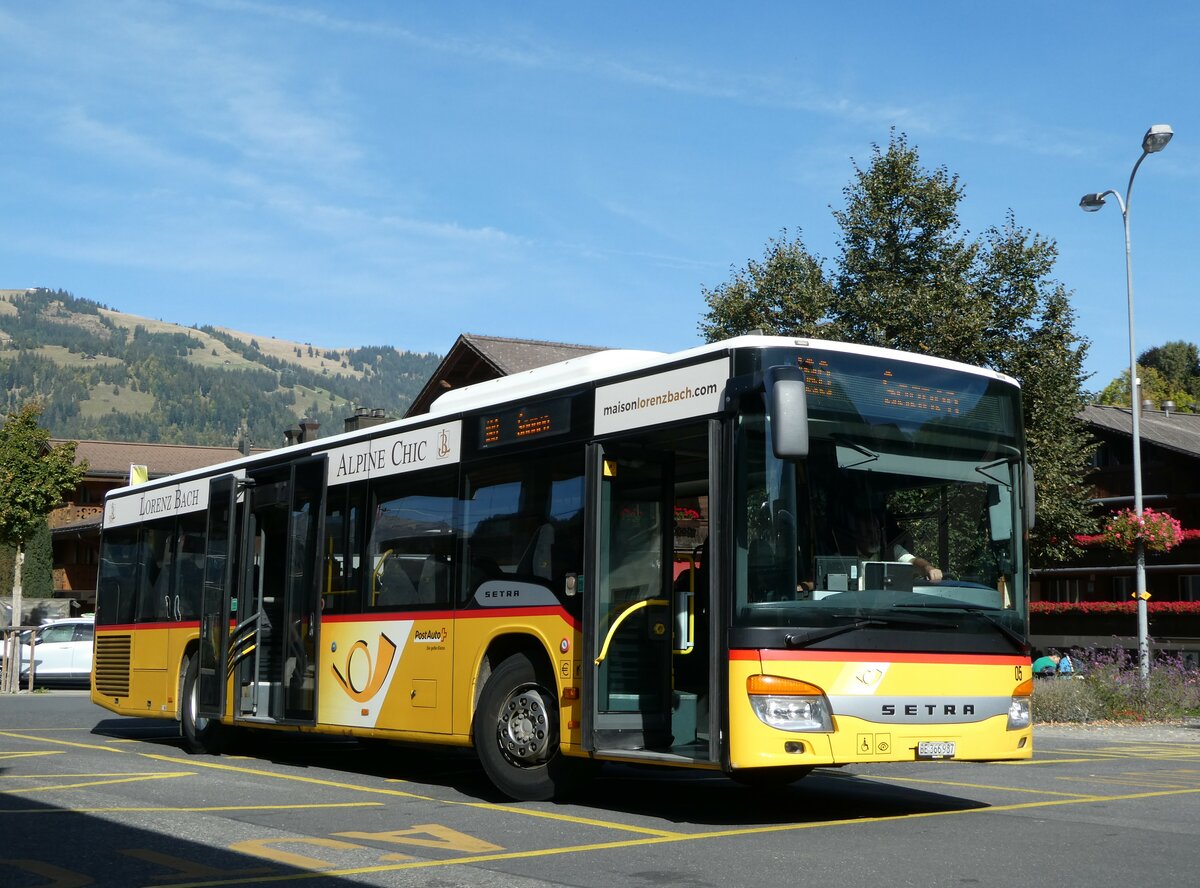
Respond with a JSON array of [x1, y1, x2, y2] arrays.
[[595, 598, 667, 665]]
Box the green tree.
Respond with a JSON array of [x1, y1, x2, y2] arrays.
[[698, 230, 835, 341], [700, 132, 1095, 563], [1097, 341, 1199, 411], [1140, 340, 1200, 393], [1096, 365, 1196, 414], [0, 402, 86, 649]]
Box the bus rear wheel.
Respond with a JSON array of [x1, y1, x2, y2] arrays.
[[474, 652, 583, 801], [181, 655, 223, 754]]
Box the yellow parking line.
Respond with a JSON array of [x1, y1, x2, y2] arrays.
[[141, 753, 682, 837], [0, 750, 66, 761], [865, 774, 1098, 798], [1055, 775, 1200, 790], [140, 753, 444, 801], [0, 730, 127, 753], [161, 782, 1200, 888], [456, 802, 684, 837], [1047, 745, 1200, 759], [3, 802, 384, 815], [1, 771, 194, 794], [1, 772, 174, 778]]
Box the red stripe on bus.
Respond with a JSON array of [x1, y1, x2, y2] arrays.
[[733, 649, 1029, 665], [97, 621, 193, 632], [318, 606, 580, 631]]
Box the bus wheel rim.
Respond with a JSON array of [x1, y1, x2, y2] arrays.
[[496, 684, 551, 767]]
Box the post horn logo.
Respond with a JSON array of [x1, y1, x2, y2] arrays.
[[330, 633, 398, 703], [856, 667, 884, 687]]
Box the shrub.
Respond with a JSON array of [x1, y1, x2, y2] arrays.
[[1032, 645, 1200, 723]]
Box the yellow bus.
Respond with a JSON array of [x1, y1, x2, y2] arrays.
[[92, 335, 1034, 799]]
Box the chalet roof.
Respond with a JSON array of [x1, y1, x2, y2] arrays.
[[1079, 404, 1200, 459], [51, 439, 258, 480], [405, 333, 608, 417]]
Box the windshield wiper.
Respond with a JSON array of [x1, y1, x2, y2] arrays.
[[894, 602, 1028, 652], [785, 613, 958, 649]]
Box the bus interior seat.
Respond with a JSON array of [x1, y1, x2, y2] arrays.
[[416, 555, 448, 605], [375, 558, 417, 607], [517, 523, 555, 580]]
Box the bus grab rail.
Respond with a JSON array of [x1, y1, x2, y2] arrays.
[[594, 598, 668, 665]]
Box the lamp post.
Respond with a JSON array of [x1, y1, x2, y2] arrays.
[[1080, 123, 1173, 682]]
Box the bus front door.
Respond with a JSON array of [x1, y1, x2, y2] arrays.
[[230, 457, 325, 725], [585, 423, 718, 765]]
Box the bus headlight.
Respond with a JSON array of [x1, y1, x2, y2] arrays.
[[1007, 679, 1033, 730], [747, 675, 833, 732]]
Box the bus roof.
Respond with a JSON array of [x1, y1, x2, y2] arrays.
[[428, 335, 1019, 415], [101, 335, 1019, 501]]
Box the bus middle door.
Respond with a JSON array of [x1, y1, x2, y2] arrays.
[[231, 458, 324, 725]]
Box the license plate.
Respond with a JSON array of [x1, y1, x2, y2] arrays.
[[917, 741, 956, 759]]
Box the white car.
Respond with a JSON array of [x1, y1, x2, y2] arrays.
[[13, 617, 94, 687]]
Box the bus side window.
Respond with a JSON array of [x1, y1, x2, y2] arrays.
[[322, 484, 364, 615], [136, 520, 174, 623], [97, 525, 139, 625], [367, 470, 457, 611], [174, 511, 207, 621]]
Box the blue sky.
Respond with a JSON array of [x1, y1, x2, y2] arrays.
[[1, 1, 1194, 392]]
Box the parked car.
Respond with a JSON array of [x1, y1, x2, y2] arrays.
[[8, 617, 94, 687]]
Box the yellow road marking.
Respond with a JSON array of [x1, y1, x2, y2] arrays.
[[156, 781, 1200, 888], [140, 753, 683, 837], [1, 771, 193, 794], [0, 751, 66, 761], [0, 731, 127, 753], [1, 802, 383, 815], [1055, 775, 1200, 790], [866, 774, 1099, 798], [1, 772, 178, 778], [1044, 744, 1200, 759]]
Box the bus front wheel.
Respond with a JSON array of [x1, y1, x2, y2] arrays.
[[474, 652, 581, 801], [181, 655, 222, 754]]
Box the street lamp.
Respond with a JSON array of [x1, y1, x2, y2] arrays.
[[1080, 123, 1173, 682]]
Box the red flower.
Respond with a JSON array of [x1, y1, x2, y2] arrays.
[[1030, 600, 1200, 615]]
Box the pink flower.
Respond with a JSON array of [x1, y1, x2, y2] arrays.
[[1099, 508, 1182, 553]]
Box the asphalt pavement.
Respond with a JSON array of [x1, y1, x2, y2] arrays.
[[2, 692, 1198, 887]]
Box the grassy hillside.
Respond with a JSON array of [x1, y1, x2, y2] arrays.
[[0, 288, 442, 447]]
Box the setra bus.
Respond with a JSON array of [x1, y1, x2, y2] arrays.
[[91, 335, 1034, 800]]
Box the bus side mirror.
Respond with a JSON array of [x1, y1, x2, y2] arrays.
[[765, 365, 809, 459], [1024, 463, 1036, 530]]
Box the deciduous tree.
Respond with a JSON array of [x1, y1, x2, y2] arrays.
[[0, 402, 86, 668]]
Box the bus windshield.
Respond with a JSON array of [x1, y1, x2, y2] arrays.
[[732, 347, 1028, 650]]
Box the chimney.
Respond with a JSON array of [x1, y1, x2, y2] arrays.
[[1162, 400, 1175, 417], [283, 427, 300, 447], [344, 407, 391, 433], [298, 417, 321, 443]]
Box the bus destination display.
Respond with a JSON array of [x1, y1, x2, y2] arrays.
[[797, 354, 974, 420], [479, 398, 572, 448]]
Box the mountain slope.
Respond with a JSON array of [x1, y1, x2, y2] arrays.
[[0, 288, 442, 447]]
